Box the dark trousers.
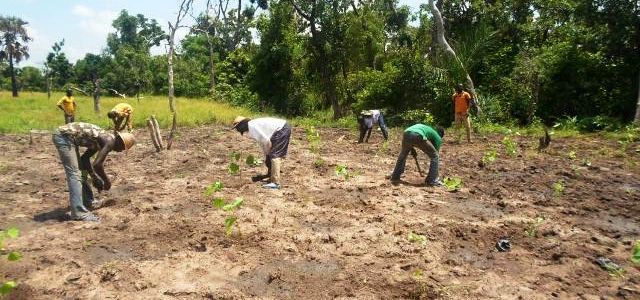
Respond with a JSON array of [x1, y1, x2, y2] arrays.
[[390, 131, 439, 184], [265, 123, 291, 174], [64, 114, 75, 124], [358, 114, 389, 143]]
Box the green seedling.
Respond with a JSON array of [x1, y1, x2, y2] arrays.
[[482, 148, 498, 165], [335, 164, 352, 180], [443, 176, 463, 191], [228, 162, 240, 175], [313, 158, 325, 168], [245, 154, 261, 167], [567, 151, 577, 160], [407, 232, 427, 246], [502, 136, 517, 156], [582, 158, 592, 167], [412, 268, 424, 279], [553, 180, 565, 197], [0, 227, 20, 295], [204, 181, 224, 197], [230, 151, 241, 161], [631, 240, 640, 264], [304, 125, 321, 154], [525, 216, 545, 237], [209, 196, 244, 236]]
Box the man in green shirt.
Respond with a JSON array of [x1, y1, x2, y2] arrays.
[[390, 124, 444, 186]]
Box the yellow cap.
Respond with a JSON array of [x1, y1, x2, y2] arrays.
[[232, 116, 248, 128], [116, 132, 136, 150]]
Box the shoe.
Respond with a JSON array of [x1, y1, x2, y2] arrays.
[[390, 177, 401, 184], [86, 199, 103, 210], [426, 179, 444, 187], [263, 183, 280, 189], [71, 212, 100, 222]]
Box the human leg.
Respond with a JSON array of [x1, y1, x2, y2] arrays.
[[414, 139, 440, 185], [378, 114, 389, 140], [390, 132, 418, 180]]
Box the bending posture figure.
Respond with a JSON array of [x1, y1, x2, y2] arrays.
[[232, 116, 292, 189], [52, 122, 135, 221], [357, 109, 389, 143], [57, 89, 77, 124], [390, 124, 444, 186], [452, 83, 473, 143], [107, 103, 134, 132]]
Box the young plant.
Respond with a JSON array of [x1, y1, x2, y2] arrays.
[[228, 151, 241, 175], [631, 240, 640, 264], [443, 176, 463, 191], [567, 151, 577, 160], [245, 154, 261, 167], [211, 197, 244, 236], [482, 148, 498, 165], [335, 164, 352, 180], [407, 232, 427, 246], [524, 216, 545, 237], [502, 136, 517, 156], [553, 180, 565, 197], [0, 226, 21, 296], [204, 181, 224, 197], [304, 125, 321, 154]]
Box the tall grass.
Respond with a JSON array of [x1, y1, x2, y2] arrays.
[[0, 91, 252, 133]]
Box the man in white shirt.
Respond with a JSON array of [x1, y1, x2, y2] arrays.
[[232, 116, 292, 189], [357, 109, 389, 143]]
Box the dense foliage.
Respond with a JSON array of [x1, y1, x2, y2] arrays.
[[1, 0, 638, 127]]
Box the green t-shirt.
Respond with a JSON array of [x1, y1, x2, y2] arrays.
[[405, 124, 442, 150]]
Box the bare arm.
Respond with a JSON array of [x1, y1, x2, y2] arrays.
[[93, 135, 117, 190]]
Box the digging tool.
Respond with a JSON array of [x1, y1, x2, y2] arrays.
[[410, 148, 425, 176]]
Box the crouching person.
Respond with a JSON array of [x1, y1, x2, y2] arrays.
[[52, 122, 135, 221], [357, 109, 389, 143], [390, 124, 444, 186], [232, 116, 291, 189], [107, 103, 134, 132]]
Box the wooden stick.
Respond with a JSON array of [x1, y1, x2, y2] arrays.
[[147, 119, 161, 152], [151, 115, 164, 150], [167, 112, 177, 150]]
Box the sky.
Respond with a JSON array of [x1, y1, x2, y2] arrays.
[[3, 0, 424, 68]]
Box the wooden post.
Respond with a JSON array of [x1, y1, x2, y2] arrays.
[[151, 115, 164, 150], [147, 119, 161, 152]]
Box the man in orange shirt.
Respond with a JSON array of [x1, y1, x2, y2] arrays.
[[452, 83, 472, 143]]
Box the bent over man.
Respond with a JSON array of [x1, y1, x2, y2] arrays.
[[232, 116, 292, 189], [107, 103, 134, 132], [52, 122, 135, 221], [390, 124, 444, 186], [357, 109, 389, 143]]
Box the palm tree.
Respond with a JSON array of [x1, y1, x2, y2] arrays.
[[0, 16, 32, 97]]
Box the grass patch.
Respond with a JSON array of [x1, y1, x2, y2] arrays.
[[0, 91, 252, 133]]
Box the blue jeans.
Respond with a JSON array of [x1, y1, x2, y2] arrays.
[[391, 131, 439, 184], [52, 133, 95, 217]]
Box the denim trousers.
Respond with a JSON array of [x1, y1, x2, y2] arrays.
[[52, 133, 94, 217], [391, 131, 439, 184]]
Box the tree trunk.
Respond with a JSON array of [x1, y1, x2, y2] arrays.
[[47, 76, 51, 99], [429, 0, 476, 95], [635, 72, 640, 124], [93, 77, 101, 113], [168, 27, 177, 113], [9, 51, 18, 97], [235, 0, 242, 47], [147, 119, 162, 152], [208, 36, 216, 94]]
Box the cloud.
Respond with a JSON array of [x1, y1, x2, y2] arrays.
[[71, 5, 117, 36]]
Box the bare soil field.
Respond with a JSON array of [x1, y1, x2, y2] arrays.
[[1, 125, 639, 299]]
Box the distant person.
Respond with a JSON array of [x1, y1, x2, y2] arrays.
[[107, 103, 134, 132], [232, 116, 291, 189], [57, 89, 76, 124], [452, 83, 473, 143], [390, 124, 444, 186], [357, 109, 389, 143], [52, 122, 135, 221]]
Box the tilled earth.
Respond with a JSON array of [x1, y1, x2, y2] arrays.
[[1, 125, 639, 299]]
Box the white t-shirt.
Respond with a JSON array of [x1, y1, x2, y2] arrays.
[[248, 117, 287, 154], [370, 110, 381, 123]]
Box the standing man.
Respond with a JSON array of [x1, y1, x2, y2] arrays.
[[107, 103, 134, 132], [52, 122, 135, 221], [357, 109, 389, 143], [57, 89, 77, 124], [390, 124, 444, 186], [232, 116, 292, 189], [452, 83, 473, 143]]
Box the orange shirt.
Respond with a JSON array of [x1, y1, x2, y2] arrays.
[[452, 91, 471, 113]]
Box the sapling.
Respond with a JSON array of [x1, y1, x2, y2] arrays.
[[482, 148, 498, 165], [211, 197, 244, 235], [631, 240, 640, 264], [502, 136, 517, 156], [407, 232, 427, 245], [443, 176, 463, 191], [567, 151, 577, 160], [204, 181, 223, 197], [335, 164, 351, 180], [524, 216, 545, 237], [0, 226, 21, 295], [553, 180, 565, 197], [245, 154, 261, 167]]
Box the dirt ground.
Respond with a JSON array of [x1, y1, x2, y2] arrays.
[[1, 125, 639, 299]]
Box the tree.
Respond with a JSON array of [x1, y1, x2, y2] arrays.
[[0, 16, 31, 97], [167, 0, 194, 113], [75, 53, 105, 112], [19, 66, 44, 91], [45, 40, 73, 89]]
